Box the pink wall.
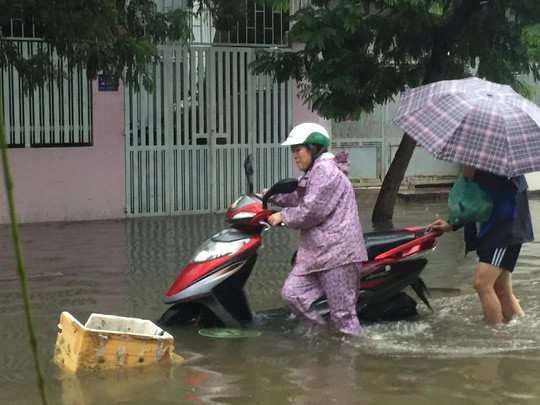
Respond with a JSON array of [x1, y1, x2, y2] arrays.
[[0, 81, 126, 224]]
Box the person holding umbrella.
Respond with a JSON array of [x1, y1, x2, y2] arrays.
[[426, 165, 534, 325], [392, 77, 539, 325]]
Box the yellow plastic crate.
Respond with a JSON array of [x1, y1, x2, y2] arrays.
[[54, 311, 183, 372]]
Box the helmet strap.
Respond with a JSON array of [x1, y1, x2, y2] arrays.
[[305, 144, 328, 171]]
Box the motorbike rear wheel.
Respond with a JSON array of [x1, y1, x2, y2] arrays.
[[359, 292, 418, 322]]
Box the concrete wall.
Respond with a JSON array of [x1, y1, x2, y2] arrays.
[[526, 172, 540, 191], [0, 81, 126, 224]]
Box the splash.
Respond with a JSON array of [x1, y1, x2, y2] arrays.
[[344, 294, 540, 359]]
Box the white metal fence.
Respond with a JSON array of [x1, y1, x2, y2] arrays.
[[1, 40, 92, 147], [125, 45, 292, 216]]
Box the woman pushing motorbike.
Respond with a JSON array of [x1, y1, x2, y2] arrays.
[[266, 123, 368, 336]]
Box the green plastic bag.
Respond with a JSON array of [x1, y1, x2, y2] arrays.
[[448, 175, 493, 225]]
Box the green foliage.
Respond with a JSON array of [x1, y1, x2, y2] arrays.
[[0, 0, 255, 92], [254, 0, 540, 120], [258, 0, 289, 12], [523, 24, 540, 62]]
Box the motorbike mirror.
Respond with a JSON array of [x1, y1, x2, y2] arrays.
[[262, 178, 298, 209]]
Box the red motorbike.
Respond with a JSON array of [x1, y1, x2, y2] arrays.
[[160, 157, 442, 328]]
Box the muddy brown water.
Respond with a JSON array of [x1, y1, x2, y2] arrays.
[[1, 196, 540, 404]]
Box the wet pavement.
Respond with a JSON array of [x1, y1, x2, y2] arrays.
[[2, 194, 540, 404]]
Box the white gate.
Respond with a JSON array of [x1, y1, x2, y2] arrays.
[[125, 45, 292, 216]]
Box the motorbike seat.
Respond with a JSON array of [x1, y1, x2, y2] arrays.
[[364, 231, 417, 261]]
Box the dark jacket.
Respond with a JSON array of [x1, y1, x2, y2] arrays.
[[457, 170, 534, 252]]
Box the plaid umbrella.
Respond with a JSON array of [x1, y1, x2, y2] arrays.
[[393, 77, 540, 177]]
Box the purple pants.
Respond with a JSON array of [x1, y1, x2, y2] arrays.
[[281, 263, 363, 336]]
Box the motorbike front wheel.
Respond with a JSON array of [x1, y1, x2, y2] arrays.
[[196, 306, 224, 328], [159, 302, 201, 326], [160, 302, 224, 328]]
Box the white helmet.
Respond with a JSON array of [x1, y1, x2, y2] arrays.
[[281, 123, 330, 147]]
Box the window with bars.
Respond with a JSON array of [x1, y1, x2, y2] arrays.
[[212, 0, 289, 46], [156, 0, 290, 46], [0, 17, 43, 39]]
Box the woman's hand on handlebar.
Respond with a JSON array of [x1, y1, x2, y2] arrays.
[[426, 219, 451, 233], [268, 212, 283, 227]]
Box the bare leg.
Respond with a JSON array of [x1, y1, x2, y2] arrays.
[[473, 262, 504, 325], [494, 270, 524, 322]]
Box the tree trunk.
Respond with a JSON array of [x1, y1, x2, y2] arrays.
[[371, 134, 416, 224], [371, 0, 484, 225]]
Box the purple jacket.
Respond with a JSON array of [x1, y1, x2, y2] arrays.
[[270, 151, 368, 275]]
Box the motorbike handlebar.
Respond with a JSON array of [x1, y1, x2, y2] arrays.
[[258, 220, 286, 231], [258, 221, 271, 231]]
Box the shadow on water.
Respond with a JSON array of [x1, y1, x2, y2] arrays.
[[1, 196, 540, 403]]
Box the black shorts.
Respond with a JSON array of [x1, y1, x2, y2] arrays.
[[476, 244, 522, 272]]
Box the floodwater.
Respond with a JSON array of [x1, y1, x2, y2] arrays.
[[1, 195, 540, 404]]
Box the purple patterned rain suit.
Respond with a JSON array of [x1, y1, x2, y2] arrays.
[[270, 151, 368, 336]]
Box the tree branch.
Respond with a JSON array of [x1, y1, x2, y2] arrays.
[[423, 0, 486, 84]]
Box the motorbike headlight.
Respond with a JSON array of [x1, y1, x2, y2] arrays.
[[191, 238, 250, 263], [231, 212, 255, 220]]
